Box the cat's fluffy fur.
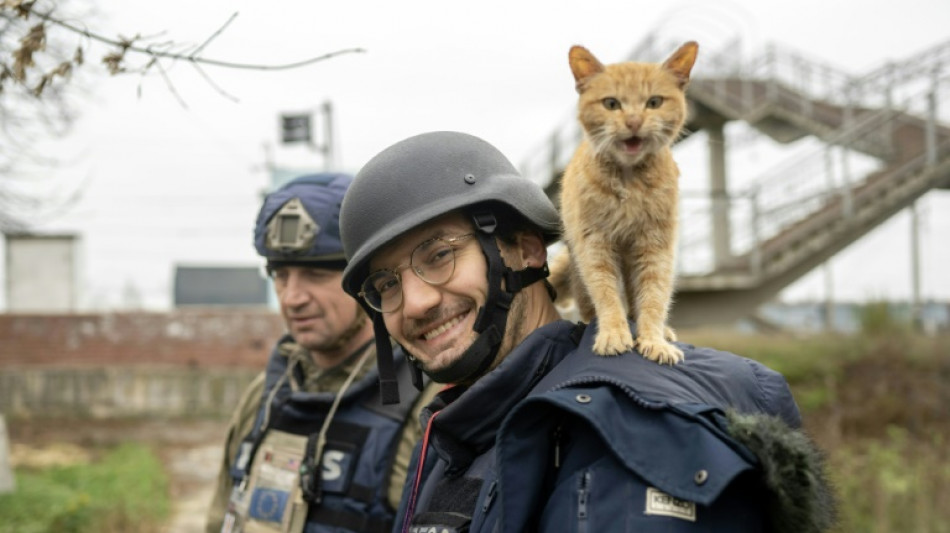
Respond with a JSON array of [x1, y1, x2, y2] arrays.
[[551, 42, 698, 363]]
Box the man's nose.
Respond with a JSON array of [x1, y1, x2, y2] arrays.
[[399, 269, 442, 318], [280, 272, 310, 307]]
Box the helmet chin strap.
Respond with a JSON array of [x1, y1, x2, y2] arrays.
[[373, 314, 402, 405], [374, 210, 548, 404], [425, 210, 547, 385]]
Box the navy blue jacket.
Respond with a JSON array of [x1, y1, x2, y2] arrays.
[[394, 319, 832, 533]]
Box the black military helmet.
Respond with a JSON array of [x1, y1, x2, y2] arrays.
[[340, 131, 559, 298], [339, 131, 560, 404]]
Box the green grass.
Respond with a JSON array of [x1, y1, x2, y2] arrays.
[[0, 443, 170, 533], [829, 427, 950, 533], [682, 322, 950, 532]]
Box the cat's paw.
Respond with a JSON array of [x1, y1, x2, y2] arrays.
[[636, 336, 684, 365], [593, 327, 635, 356], [663, 326, 678, 342]]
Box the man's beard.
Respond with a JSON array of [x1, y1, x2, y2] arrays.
[[482, 289, 528, 376], [403, 298, 477, 375], [300, 307, 367, 353], [417, 290, 528, 385]]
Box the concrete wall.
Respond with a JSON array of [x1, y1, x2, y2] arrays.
[[0, 367, 256, 418], [0, 310, 286, 418]]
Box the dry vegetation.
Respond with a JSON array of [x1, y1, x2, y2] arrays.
[[684, 308, 950, 532]]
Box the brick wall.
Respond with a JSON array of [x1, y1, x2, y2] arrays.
[[0, 310, 286, 369], [0, 311, 288, 418]]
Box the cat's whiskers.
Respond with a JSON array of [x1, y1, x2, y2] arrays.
[[673, 125, 693, 143], [587, 127, 615, 157]]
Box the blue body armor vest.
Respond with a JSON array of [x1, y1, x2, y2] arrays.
[[229, 335, 419, 533]]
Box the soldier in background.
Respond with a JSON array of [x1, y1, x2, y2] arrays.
[[206, 173, 437, 533]]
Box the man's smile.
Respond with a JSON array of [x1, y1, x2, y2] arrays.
[[421, 313, 467, 341]]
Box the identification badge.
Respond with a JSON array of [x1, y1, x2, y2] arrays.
[[644, 487, 696, 522], [230, 431, 310, 533]]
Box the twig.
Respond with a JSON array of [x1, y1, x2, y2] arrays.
[[191, 61, 239, 103], [31, 9, 366, 71], [153, 58, 188, 108], [192, 11, 238, 57]]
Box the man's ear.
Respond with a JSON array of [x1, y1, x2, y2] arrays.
[[517, 231, 547, 268]]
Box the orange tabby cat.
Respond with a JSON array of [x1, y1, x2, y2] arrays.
[[551, 41, 698, 363]]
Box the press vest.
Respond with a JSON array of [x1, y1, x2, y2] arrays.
[[227, 335, 419, 533], [395, 320, 824, 533]]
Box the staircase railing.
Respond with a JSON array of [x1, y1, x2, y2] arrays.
[[677, 82, 950, 277]]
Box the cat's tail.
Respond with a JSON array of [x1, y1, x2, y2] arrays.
[[547, 247, 573, 306]]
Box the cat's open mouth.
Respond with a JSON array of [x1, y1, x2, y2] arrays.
[[622, 136, 643, 153]]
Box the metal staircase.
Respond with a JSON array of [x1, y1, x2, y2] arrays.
[[522, 35, 950, 327]]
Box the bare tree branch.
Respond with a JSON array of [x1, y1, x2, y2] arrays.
[[29, 7, 366, 72], [153, 57, 188, 108], [191, 61, 240, 103], [0, 0, 366, 232], [192, 11, 237, 57]]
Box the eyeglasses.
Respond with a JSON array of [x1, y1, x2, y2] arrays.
[[359, 233, 475, 313]]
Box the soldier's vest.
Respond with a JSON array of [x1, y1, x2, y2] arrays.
[[225, 337, 419, 533]]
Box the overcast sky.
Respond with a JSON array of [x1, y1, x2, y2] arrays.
[[3, 0, 950, 310]]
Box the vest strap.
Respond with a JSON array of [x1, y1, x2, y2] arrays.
[[310, 506, 392, 533]]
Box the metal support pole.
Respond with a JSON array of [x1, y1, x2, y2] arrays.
[[824, 146, 836, 201], [707, 121, 732, 270], [824, 262, 835, 332], [839, 145, 853, 218], [750, 189, 762, 277], [321, 101, 335, 171], [839, 87, 854, 218], [926, 76, 938, 168], [910, 202, 923, 329], [884, 64, 895, 158], [801, 60, 814, 118]]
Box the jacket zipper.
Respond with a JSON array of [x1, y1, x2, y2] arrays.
[[482, 480, 498, 514], [552, 424, 563, 469], [577, 470, 590, 532]]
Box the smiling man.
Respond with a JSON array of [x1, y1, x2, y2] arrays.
[[206, 173, 438, 533], [339, 131, 835, 533], [365, 211, 554, 383]]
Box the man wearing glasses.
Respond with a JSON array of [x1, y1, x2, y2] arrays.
[[338, 131, 835, 532]]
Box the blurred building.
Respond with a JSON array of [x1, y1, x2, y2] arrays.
[[173, 265, 269, 308], [3, 233, 80, 312]]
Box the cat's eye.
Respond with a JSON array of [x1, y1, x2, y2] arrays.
[[646, 96, 664, 109], [602, 97, 621, 110]]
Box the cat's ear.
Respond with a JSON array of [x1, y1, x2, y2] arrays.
[[662, 41, 699, 89], [569, 45, 604, 92]]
